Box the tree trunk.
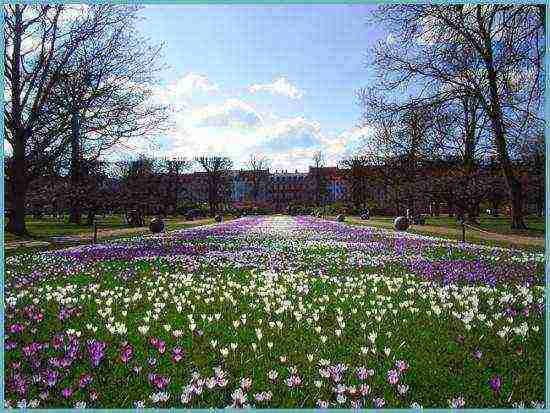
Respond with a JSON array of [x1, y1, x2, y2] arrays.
[[86, 207, 97, 226], [6, 7, 28, 236], [68, 112, 81, 224], [7, 130, 29, 235], [466, 205, 479, 225], [509, 178, 526, 229], [477, 9, 526, 230], [7, 159, 28, 236]]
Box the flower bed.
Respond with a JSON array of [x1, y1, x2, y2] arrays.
[[4, 216, 545, 408]]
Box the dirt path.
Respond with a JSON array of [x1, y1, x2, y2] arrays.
[[347, 217, 544, 248], [4, 218, 216, 251]]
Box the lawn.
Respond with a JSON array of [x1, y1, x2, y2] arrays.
[[4, 214, 223, 242], [346, 214, 544, 252], [3, 216, 545, 408], [424, 215, 544, 237], [4, 215, 130, 242], [3, 215, 226, 257]]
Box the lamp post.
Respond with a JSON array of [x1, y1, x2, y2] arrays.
[[459, 216, 466, 243]]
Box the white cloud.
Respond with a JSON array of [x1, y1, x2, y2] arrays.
[[194, 99, 263, 128], [152, 73, 220, 110], [249, 77, 304, 100], [137, 71, 371, 172], [169, 73, 220, 97], [321, 126, 374, 163], [256, 117, 322, 152]]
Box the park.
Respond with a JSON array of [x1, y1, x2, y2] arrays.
[[3, 3, 546, 409]]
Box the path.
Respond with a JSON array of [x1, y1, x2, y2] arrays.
[[347, 216, 544, 248]]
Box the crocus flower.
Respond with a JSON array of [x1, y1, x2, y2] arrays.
[[87, 340, 107, 367], [149, 373, 171, 390], [172, 347, 184, 363], [231, 388, 248, 407], [489, 375, 502, 394], [9, 323, 24, 334], [359, 383, 370, 396], [387, 369, 400, 385], [397, 384, 409, 396], [285, 374, 302, 388], [120, 344, 133, 363], [356, 367, 369, 380], [336, 394, 347, 405], [89, 389, 98, 401], [395, 360, 409, 373], [317, 400, 329, 409], [79, 373, 93, 389], [449, 396, 465, 408], [240, 377, 252, 391], [5, 340, 18, 351], [373, 397, 385, 408], [61, 387, 73, 399]]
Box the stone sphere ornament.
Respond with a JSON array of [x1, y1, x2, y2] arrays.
[[394, 216, 410, 231], [149, 217, 165, 233], [185, 209, 201, 221]]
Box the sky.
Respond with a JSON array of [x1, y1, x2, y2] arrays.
[[133, 5, 386, 172]]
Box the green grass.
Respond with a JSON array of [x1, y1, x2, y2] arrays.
[[349, 220, 543, 253], [4, 215, 128, 241], [4, 215, 228, 257], [3, 216, 544, 408], [423, 215, 544, 237], [343, 214, 544, 252]]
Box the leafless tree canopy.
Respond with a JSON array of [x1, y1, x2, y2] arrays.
[[357, 4, 545, 228], [4, 4, 170, 234], [195, 156, 233, 215]]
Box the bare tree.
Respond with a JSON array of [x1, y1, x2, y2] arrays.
[[159, 157, 190, 214], [4, 4, 169, 234], [245, 154, 270, 203], [195, 156, 233, 215], [311, 151, 329, 207], [339, 155, 372, 213], [365, 4, 544, 228]]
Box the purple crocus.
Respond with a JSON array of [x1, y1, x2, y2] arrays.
[[395, 360, 409, 373], [172, 347, 185, 363], [61, 387, 73, 399], [5, 340, 18, 351], [120, 344, 133, 363], [43, 369, 61, 388], [149, 373, 171, 390], [373, 397, 385, 408], [489, 375, 502, 394], [356, 367, 369, 381], [9, 323, 24, 334], [79, 373, 93, 388], [387, 369, 400, 385], [87, 339, 107, 367]]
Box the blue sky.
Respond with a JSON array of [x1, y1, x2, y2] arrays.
[[132, 5, 385, 171]]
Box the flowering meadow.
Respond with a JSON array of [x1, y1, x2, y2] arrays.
[[4, 216, 546, 408]]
